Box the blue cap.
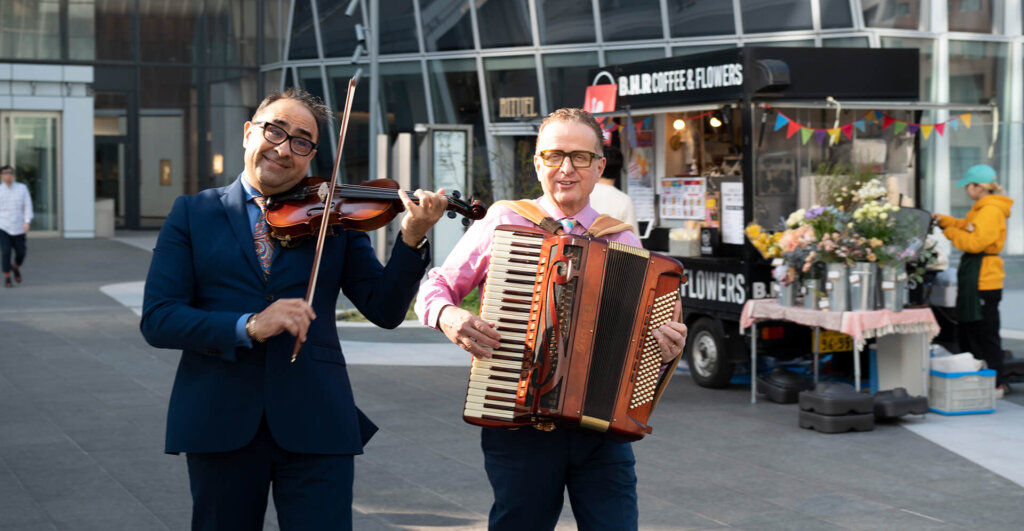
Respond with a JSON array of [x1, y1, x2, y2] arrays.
[[955, 164, 996, 187]]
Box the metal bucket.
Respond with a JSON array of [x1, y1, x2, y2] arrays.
[[880, 264, 906, 312], [773, 281, 799, 306], [848, 262, 877, 312], [802, 278, 821, 310], [824, 263, 849, 312]]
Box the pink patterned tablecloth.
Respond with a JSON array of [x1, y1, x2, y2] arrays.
[[740, 299, 940, 350]]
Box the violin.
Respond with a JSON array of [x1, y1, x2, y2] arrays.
[[264, 176, 487, 247]]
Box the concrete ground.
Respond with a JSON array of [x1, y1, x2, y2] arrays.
[[1, 235, 1024, 530]]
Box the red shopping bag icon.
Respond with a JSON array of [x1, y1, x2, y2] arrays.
[[583, 84, 617, 114]]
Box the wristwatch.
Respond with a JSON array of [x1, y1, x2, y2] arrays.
[[246, 314, 266, 343]]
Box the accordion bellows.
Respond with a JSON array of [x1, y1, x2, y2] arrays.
[[464, 225, 687, 441]]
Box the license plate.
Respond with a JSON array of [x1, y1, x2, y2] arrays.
[[816, 330, 853, 353]]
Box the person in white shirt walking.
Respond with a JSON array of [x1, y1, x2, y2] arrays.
[[0, 165, 33, 288], [588, 145, 639, 234]]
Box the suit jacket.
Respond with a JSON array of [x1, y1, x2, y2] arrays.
[[141, 175, 429, 455]]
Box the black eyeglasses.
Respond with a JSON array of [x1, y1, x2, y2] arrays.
[[537, 150, 601, 169], [252, 121, 317, 157]]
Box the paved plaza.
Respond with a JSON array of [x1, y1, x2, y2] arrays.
[[1, 236, 1024, 530]]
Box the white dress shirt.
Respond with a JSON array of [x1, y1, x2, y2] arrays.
[[588, 182, 639, 235], [0, 181, 33, 236]]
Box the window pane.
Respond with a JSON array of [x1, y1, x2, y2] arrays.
[[740, 0, 812, 33], [139, 66, 194, 219], [94, 0, 133, 60], [672, 44, 736, 56], [263, 0, 287, 63], [427, 59, 490, 203], [208, 0, 258, 66], [263, 69, 283, 93], [947, 0, 993, 33], [379, 0, 419, 54], [209, 70, 258, 187], [543, 52, 598, 112], [68, 0, 96, 61], [537, 0, 595, 45], [327, 65, 372, 182], [477, 0, 532, 48], [880, 37, 932, 100], [484, 56, 540, 123], [319, 0, 360, 59], [605, 48, 665, 65], [822, 36, 870, 48], [745, 39, 815, 47], [420, 0, 475, 52], [289, 0, 319, 60], [299, 67, 335, 179], [668, 0, 735, 38], [379, 62, 429, 134], [140, 0, 200, 63], [861, 0, 921, 30], [820, 0, 853, 29], [0, 0, 61, 60], [599, 0, 663, 42]]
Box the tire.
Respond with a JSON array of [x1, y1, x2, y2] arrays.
[[685, 317, 735, 388]]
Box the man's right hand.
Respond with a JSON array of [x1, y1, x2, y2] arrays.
[[249, 299, 317, 344], [437, 305, 502, 359]]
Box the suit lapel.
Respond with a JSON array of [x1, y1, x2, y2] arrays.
[[221, 175, 265, 281]]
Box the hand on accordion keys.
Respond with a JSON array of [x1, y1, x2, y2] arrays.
[[437, 304, 502, 359], [652, 300, 687, 364]]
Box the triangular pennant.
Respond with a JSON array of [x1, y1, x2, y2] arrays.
[[642, 116, 652, 130], [828, 128, 841, 145], [854, 119, 866, 132], [921, 124, 934, 139], [801, 128, 814, 144], [949, 119, 959, 131], [841, 124, 853, 139], [935, 123, 945, 136], [864, 111, 878, 123], [786, 121, 802, 138], [814, 130, 827, 146], [882, 115, 895, 130], [961, 113, 972, 128], [893, 121, 907, 134], [908, 124, 919, 134], [635, 120, 643, 133], [774, 113, 789, 131]]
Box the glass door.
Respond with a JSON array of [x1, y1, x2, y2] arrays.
[[0, 112, 61, 235]]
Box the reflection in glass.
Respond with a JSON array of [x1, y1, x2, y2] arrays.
[[209, 70, 258, 187], [605, 48, 666, 66], [740, 0, 812, 34], [543, 52, 598, 112], [880, 37, 932, 100], [483, 56, 541, 124], [822, 36, 870, 48], [947, 0, 993, 33], [289, 0, 319, 60], [673, 44, 737, 57], [319, 0, 360, 59], [378, 0, 419, 54], [861, 0, 920, 30], [0, 0, 61, 60], [537, 0, 595, 45], [599, 0, 663, 42], [820, 0, 853, 29], [140, 0, 200, 63], [94, 0, 133, 60], [207, 0, 258, 66], [379, 62, 429, 135], [263, 0, 287, 63], [139, 67, 192, 223], [263, 69, 283, 94], [68, 0, 96, 60], [299, 67, 335, 179], [427, 59, 489, 198], [745, 39, 815, 48], [420, 0, 475, 52], [4, 115, 60, 232], [477, 1, 532, 48], [327, 65, 372, 183], [668, 0, 734, 38]]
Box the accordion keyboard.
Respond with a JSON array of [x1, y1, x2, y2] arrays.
[[463, 227, 546, 422]]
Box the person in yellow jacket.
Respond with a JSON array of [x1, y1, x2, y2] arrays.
[[933, 164, 1013, 396]]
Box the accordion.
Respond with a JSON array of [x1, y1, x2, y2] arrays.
[[463, 225, 686, 440]]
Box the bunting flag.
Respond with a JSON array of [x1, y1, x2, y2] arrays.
[[949, 120, 959, 131], [841, 124, 853, 139], [908, 124, 919, 134], [829, 128, 841, 145], [893, 121, 907, 134], [935, 123, 945, 136], [961, 113, 972, 128], [764, 105, 975, 146], [921, 124, 934, 139], [882, 116, 895, 130], [814, 130, 827, 146], [774, 113, 788, 131], [853, 119, 866, 132], [786, 120, 802, 139], [801, 128, 814, 144]]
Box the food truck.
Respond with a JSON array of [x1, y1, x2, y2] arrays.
[[588, 47, 994, 388]]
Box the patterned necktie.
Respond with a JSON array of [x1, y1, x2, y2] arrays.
[[253, 196, 274, 279], [560, 218, 576, 233]]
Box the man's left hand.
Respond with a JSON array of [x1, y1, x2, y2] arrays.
[[653, 300, 687, 363], [399, 188, 447, 247], [22, 223, 29, 233]]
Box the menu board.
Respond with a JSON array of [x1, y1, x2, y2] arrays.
[[660, 177, 706, 220], [720, 181, 744, 245]]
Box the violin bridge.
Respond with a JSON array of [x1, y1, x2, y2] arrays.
[[317, 182, 330, 203]]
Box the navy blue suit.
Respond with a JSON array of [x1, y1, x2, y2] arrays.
[[141, 175, 429, 529]]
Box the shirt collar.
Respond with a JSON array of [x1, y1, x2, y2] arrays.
[[536, 195, 599, 229], [240, 175, 261, 201]]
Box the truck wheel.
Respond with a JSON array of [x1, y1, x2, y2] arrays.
[[685, 317, 734, 388]]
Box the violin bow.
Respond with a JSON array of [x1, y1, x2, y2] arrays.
[[291, 72, 360, 363]]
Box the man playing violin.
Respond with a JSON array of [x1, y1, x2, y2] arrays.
[[141, 87, 448, 530], [415, 107, 687, 530]]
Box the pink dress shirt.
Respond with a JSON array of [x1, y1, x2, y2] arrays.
[[415, 195, 641, 329]]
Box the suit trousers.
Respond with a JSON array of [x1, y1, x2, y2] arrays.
[[959, 289, 1003, 385], [186, 416, 354, 531], [481, 426, 638, 531], [0, 229, 26, 273]]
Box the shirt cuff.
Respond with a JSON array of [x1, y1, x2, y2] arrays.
[[235, 313, 254, 348], [426, 300, 454, 330]]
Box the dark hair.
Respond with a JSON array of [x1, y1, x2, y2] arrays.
[[536, 108, 605, 155], [602, 144, 623, 187], [0, 165, 12, 173], [252, 87, 331, 141]]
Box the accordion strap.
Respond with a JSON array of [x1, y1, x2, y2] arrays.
[[494, 200, 633, 238]]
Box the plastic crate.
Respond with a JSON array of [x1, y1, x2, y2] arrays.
[[928, 369, 996, 415]]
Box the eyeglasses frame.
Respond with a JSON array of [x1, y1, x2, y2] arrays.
[[251, 121, 318, 157], [537, 149, 602, 169]]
